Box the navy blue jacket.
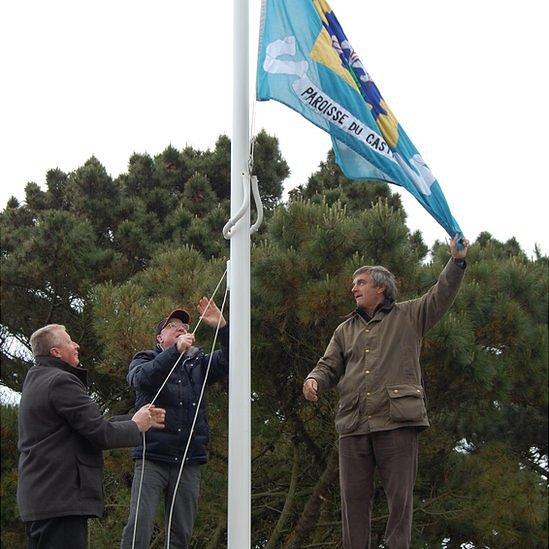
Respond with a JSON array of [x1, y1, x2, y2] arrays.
[[127, 325, 229, 465]]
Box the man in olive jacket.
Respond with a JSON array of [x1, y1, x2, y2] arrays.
[[17, 324, 165, 549], [303, 236, 469, 549]]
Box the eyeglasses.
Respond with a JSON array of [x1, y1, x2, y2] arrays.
[[164, 321, 189, 331]]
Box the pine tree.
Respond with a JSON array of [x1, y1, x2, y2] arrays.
[[1, 141, 546, 547]]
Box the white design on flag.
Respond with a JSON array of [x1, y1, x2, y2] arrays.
[[393, 153, 436, 195], [264, 36, 308, 78]]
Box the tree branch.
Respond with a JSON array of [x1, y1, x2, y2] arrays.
[[266, 441, 300, 549], [283, 446, 339, 548]]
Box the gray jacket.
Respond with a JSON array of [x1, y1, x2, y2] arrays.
[[17, 356, 141, 521]]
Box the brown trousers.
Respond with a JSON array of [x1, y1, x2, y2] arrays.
[[339, 427, 419, 549]]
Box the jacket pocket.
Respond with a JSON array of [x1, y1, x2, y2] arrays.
[[335, 393, 360, 434], [386, 384, 426, 422], [76, 453, 103, 500]]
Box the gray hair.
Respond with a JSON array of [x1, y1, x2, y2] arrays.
[[30, 324, 66, 357], [352, 266, 397, 301]]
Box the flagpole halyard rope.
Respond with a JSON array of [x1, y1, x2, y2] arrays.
[[191, 267, 228, 335], [130, 433, 147, 549]]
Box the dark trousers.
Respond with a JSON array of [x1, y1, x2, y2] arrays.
[[120, 459, 201, 549], [339, 427, 419, 549], [25, 515, 88, 549]]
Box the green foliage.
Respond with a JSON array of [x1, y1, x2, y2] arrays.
[[248, 199, 547, 546], [1, 140, 546, 547], [252, 130, 290, 209], [1, 404, 25, 548], [182, 173, 217, 217], [441, 443, 547, 547], [1, 133, 287, 393]]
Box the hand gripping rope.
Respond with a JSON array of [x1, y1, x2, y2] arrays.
[[131, 269, 229, 549]]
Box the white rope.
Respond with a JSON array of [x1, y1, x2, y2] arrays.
[[248, 117, 256, 177], [165, 284, 229, 548], [249, 92, 257, 157], [130, 433, 147, 548], [191, 267, 228, 335], [130, 268, 228, 549]]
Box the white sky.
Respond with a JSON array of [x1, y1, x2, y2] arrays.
[[1, 0, 547, 255]]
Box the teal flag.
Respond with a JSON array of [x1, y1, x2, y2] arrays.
[[257, 0, 462, 237]]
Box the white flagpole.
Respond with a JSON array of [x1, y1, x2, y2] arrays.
[[228, 0, 251, 546]]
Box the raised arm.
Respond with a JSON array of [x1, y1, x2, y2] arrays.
[[406, 235, 469, 337], [197, 296, 227, 328]]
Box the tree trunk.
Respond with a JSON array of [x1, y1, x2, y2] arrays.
[[265, 441, 300, 549], [283, 446, 339, 548]]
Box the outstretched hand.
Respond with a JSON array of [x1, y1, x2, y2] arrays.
[[197, 297, 227, 328], [450, 235, 469, 259]]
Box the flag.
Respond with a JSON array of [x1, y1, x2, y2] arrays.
[[257, 0, 462, 237]]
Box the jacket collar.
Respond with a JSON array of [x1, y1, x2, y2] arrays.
[[34, 355, 88, 387], [355, 297, 394, 323]]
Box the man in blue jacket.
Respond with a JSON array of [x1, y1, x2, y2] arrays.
[[120, 297, 228, 548]]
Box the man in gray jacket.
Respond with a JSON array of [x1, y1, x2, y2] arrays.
[[17, 324, 166, 549], [303, 236, 469, 549]]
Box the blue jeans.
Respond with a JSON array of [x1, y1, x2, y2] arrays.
[[120, 459, 201, 549]]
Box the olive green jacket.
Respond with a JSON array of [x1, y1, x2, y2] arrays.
[[307, 259, 466, 436]]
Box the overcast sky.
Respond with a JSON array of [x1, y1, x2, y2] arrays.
[[1, 0, 547, 255]]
